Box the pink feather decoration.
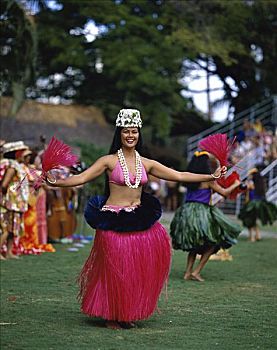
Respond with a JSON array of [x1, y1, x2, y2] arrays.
[[34, 136, 78, 189], [198, 133, 235, 166]]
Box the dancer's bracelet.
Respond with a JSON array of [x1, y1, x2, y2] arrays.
[[211, 173, 221, 179], [47, 176, 57, 184]]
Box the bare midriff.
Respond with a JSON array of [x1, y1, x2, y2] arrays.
[[105, 183, 143, 207]]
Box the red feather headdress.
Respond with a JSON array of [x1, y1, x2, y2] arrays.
[[198, 133, 245, 199], [198, 133, 235, 166]]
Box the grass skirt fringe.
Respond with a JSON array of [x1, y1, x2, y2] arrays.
[[170, 202, 241, 254], [78, 222, 171, 322], [238, 200, 277, 228]]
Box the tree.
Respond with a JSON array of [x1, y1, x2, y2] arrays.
[[1, 0, 37, 116], [28, 0, 88, 102], [76, 0, 187, 140], [29, 0, 193, 140], [3, 0, 275, 139], [170, 0, 277, 114]]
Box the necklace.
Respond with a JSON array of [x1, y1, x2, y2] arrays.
[[117, 148, 142, 189]]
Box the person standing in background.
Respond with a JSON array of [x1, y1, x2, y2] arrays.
[[238, 168, 277, 242], [0, 140, 9, 260], [0, 142, 29, 258], [34, 135, 49, 245], [19, 148, 55, 254]]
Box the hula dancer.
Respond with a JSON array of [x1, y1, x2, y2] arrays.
[[238, 168, 277, 242], [45, 109, 226, 329], [170, 151, 242, 282], [0, 142, 30, 259]]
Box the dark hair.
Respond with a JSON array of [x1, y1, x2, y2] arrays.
[[104, 127, 143, 196], [184, 154, 211, 190], [108, 127, 143, 154], [3, 151, 16, 160], [252, 172, 265, 198]]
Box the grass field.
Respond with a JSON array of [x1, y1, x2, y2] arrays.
[[1, 225, 277, 350]]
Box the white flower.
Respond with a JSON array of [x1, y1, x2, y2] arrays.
[[115, 108, 142, 128], [117, 148, 142, 189]]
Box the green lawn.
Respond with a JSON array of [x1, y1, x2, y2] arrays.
[[1, 233, 277, 349]]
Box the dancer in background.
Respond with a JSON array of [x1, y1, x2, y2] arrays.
[[238, 168, 277, 242], [0, 140, 9, 260], [170, 151, 242, 282], [45, 109, 226, 329], [0, 142, 29, 259], [46, 167, 77, 242], [19, 148, 55, 254], [34, 135, 48, 245]]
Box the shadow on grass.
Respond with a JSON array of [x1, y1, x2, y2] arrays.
[[79, 315, 149, 331], [80, 316, 106, 328]]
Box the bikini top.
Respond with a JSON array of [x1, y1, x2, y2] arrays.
[[109, 160, 148, 186]]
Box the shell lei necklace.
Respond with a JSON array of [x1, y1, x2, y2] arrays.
[[117, 148, 142, 189]]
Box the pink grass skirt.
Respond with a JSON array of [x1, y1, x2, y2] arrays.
[[78, 222, 171, 322]]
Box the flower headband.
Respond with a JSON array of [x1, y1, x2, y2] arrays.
[[115, 109, 142, 128], [194, 151, 209, 157]]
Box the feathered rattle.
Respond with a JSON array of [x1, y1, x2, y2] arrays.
[[33, 136, 78, 189], [198, 133, 233, 167], [198, 133, 245, 199]]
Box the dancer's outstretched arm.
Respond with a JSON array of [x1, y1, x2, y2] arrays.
[[46, 155, 111, 187], [209, 180, 241, 198], [144, 158, 226, 182]]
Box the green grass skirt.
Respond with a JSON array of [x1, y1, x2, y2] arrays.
[[170, 202, 242, 254], [238, 199, 277, 228]]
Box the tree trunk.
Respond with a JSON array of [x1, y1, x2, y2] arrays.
[[9, 81, 25, 117], [206, 57, 213, 121]]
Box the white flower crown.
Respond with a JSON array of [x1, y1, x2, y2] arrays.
[[115, 109, 142, 128]]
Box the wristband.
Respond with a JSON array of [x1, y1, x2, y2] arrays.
[[47, 176, 57, 184], [211, 173, 221, 179]]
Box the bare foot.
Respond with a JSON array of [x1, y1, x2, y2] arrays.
[[0, 254, 6, 261], [6, 253, 20, 259], [105, 321, 122, 330], [184, 273, 192, 280], [191, 273, 205, 282]]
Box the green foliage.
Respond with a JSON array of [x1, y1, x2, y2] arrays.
[[1, 0, 276, 136], [169, 0, 277, 112], [199, 0, 276, 112], [1, 0, 38, 115], [77, 0, 186, 139], [74, 141, 108, 195]]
